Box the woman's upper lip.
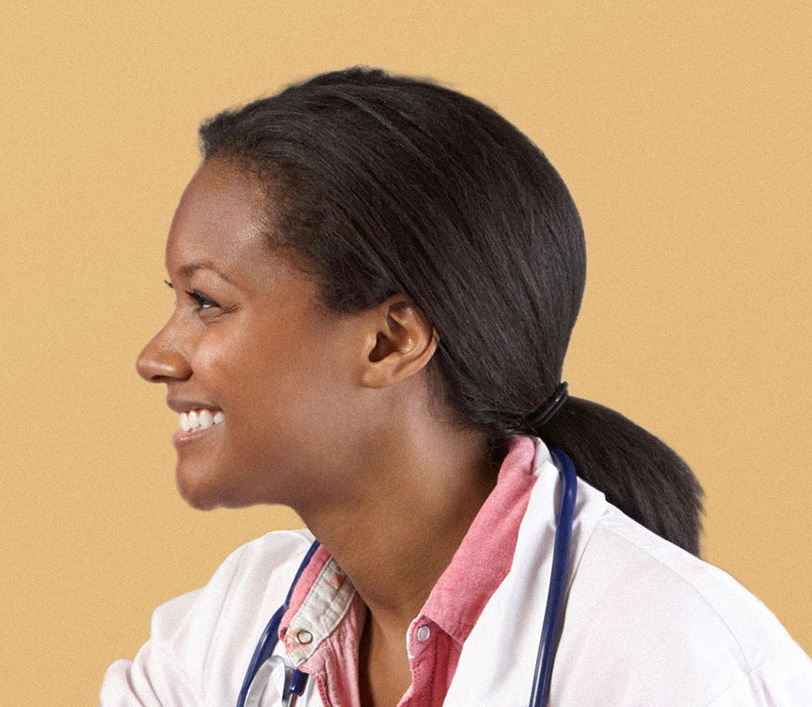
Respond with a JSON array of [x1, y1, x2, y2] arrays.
[[166, 398, 222, 414]]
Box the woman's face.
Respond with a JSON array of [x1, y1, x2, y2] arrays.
[[136, 159, 364, 510]]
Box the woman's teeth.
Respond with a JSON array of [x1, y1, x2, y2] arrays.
[[179, 409, 225, 432]]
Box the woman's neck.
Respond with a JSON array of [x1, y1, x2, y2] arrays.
[[295, 424, 500, 640]]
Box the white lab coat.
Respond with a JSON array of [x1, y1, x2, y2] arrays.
[[101, 437, 812, 706]]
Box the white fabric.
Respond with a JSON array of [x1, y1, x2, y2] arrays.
[[101, 437, 812, 706]]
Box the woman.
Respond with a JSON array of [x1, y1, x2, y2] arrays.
[[101, 67, 812, 706]]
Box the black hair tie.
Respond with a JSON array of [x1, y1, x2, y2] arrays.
[[522, 382, 569, 429]]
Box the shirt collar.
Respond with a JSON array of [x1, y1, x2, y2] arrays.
[[278, 434, 545, 663], [416, 434, 543, 645]]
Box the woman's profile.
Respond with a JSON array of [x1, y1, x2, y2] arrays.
[[100, 67, 812, 706]]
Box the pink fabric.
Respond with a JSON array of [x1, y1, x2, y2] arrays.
[[279, 435, 538, 706]]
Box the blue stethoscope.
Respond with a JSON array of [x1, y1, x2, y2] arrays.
[[236, 448, 577, 707]]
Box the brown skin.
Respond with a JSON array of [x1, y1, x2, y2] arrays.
[[136, 159, 499, 706]]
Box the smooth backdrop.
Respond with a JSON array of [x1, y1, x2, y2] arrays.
[[1, 2, 810, 704]]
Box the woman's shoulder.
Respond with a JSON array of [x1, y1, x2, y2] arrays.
[[587, 505, 795, 644], [564, 502, 812, 696]]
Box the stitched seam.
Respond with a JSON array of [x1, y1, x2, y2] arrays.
[[697, 657, 800, 707], [564, 502, 607, 594]]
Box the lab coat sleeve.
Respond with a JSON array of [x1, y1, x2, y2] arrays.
[[100, 643, 201, 706], [99, 529, 312, 706], [99, 589, 205, 706], [702, 658, 812, 707], [99, 590, 203, 707]]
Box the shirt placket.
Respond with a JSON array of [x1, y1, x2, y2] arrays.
[[399, 617, 441, 707]]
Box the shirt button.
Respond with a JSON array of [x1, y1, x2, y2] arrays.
[[416, 625, 431, 643], [296, 630, 313, 645]]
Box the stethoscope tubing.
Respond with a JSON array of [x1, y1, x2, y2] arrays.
[[236, 448, 578, 707], [528, 447, 578, 707], [235, 540, 321, 707]]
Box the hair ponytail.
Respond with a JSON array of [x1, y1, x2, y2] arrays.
[[532, 397, 703, 555], [199, 66, 704, 556]]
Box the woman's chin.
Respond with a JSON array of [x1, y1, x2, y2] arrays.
[[175, 466, 227, 511]]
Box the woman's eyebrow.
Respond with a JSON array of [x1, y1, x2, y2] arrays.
[[177, 261, 235, 285]]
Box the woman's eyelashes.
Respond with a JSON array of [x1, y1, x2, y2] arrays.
[[186, 289, 219, 311], [163, 279, 221, 313]]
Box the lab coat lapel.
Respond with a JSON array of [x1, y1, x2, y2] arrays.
[[443, 438, 607, 705]]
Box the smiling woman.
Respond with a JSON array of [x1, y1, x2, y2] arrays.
[[136, 160, 380, 512], [102, 67, 812, 706]]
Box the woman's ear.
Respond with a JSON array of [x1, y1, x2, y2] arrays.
[[359, 295, 439, 389]]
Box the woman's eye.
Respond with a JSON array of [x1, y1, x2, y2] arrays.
[[186, 289, 220, 311]]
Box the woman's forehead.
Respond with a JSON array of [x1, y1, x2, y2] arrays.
[[165, 160, 271, 279]]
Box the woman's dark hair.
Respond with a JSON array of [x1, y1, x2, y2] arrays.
[[198, 67, 704, 555]]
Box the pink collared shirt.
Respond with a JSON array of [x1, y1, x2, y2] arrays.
[[277, 435, 538, 707]]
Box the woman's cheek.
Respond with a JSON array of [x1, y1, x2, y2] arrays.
[[191, 328, 241, 377]]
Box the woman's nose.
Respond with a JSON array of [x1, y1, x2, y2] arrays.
[[136, 324, 192, 383]]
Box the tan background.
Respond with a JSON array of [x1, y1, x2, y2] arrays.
[[1, 1, 810, 703]]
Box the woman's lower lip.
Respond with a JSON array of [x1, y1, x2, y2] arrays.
[[172, 423, 221, 448]]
